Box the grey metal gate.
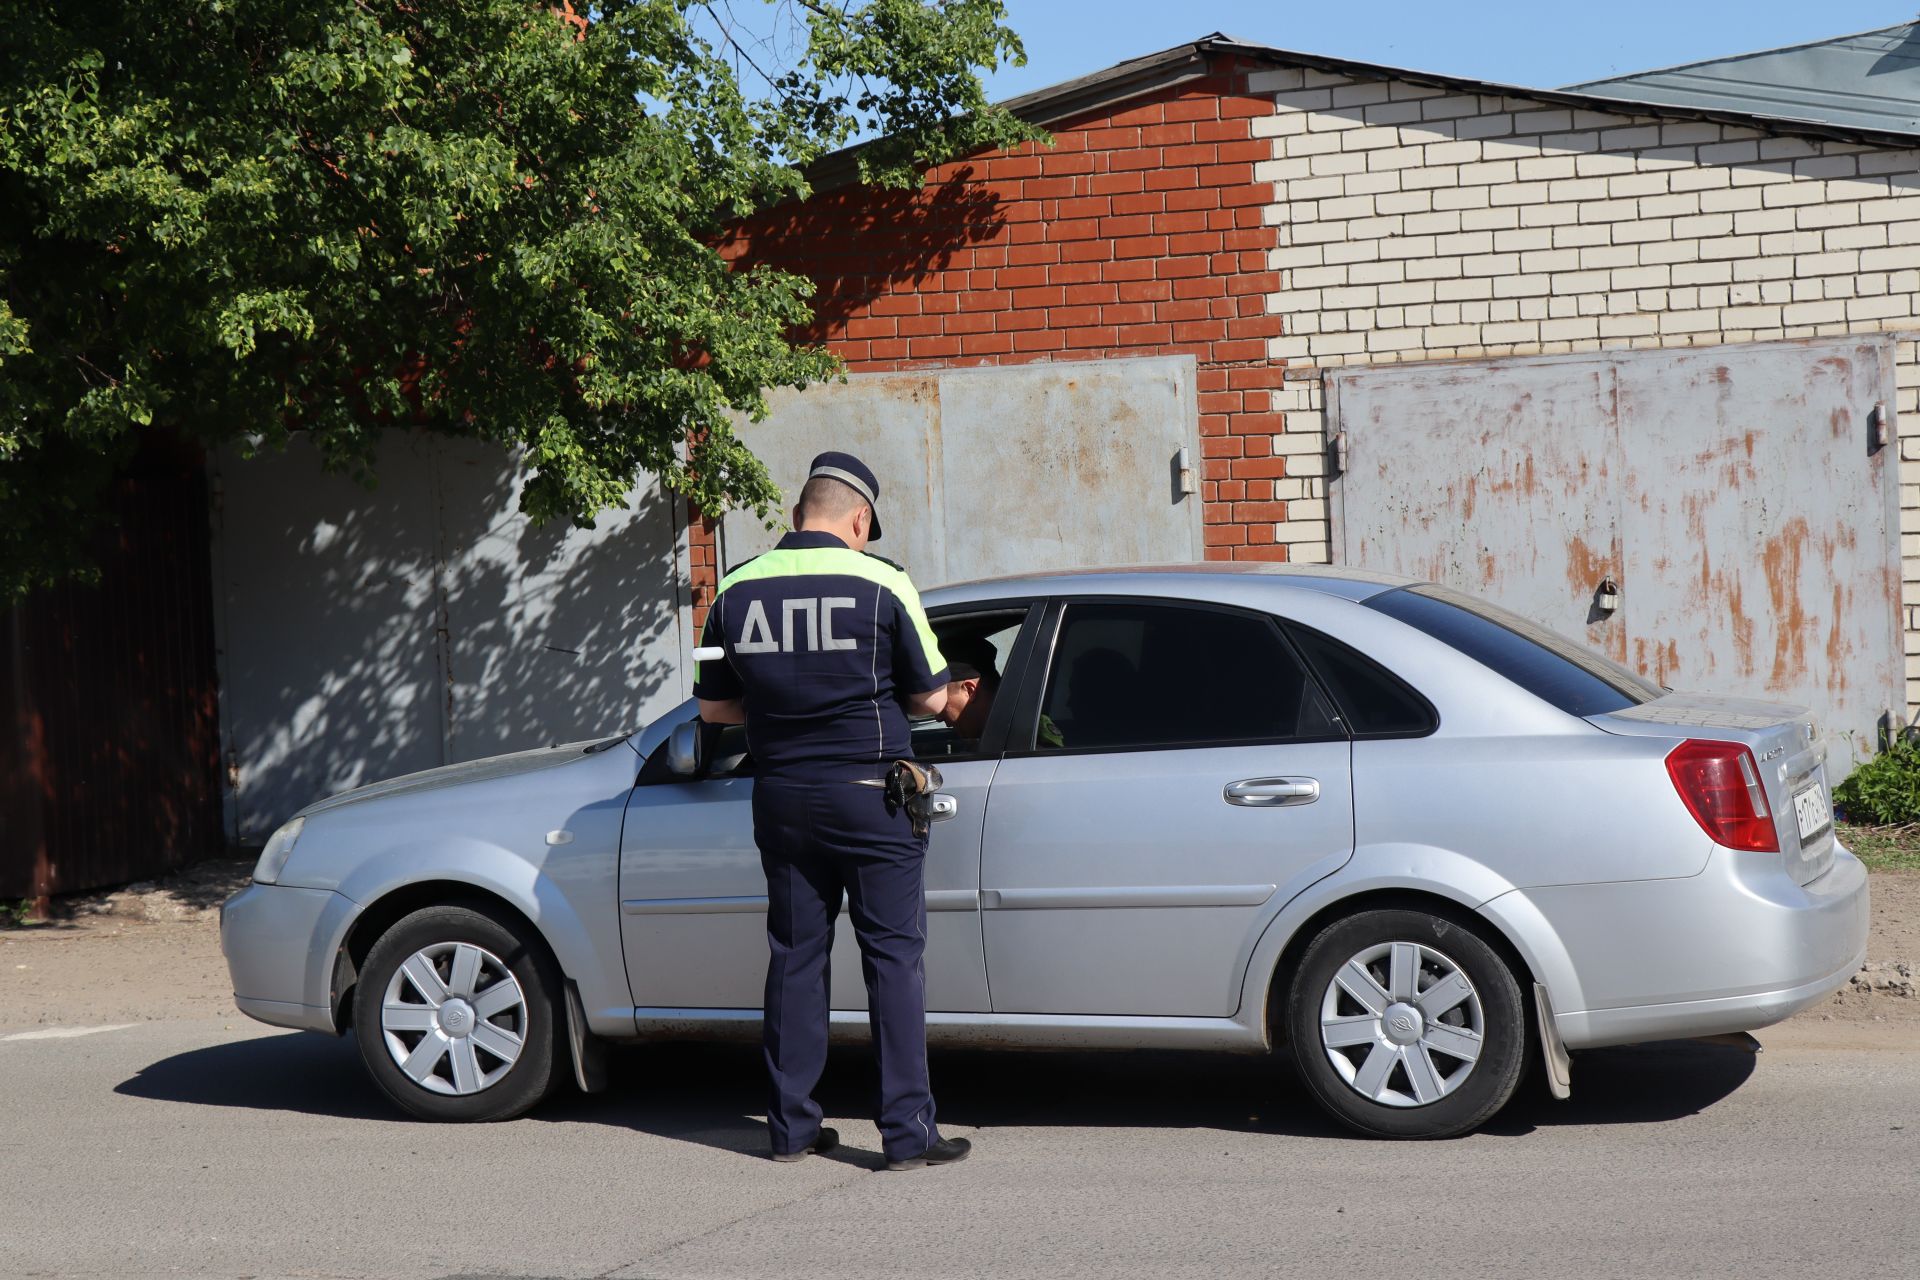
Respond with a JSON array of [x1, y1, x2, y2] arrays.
[[1329, 337, 1903, 765], [718, 355, 1203, 581], [211, 434, 688, 839]]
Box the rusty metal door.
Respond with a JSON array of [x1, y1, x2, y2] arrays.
[[1330, 337, 1902, 764], [1331, 357, 1628, 665], [717, 355, 1202, 582]]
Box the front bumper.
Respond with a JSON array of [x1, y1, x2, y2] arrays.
[[1511, 845, 1870, 1050], [220, 881, 357, 1034]]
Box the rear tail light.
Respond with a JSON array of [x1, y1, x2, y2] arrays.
[[1665, 739, 1778, 852]]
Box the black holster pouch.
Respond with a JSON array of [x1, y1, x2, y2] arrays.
[[884, 760, 944, 838]]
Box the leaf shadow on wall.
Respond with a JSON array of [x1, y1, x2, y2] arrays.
[[215, 433, 682, 838], [719, 167, 1009, 344]]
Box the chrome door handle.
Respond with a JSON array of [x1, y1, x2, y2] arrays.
[[1224, 777, 1320, 807], [927, 793, 958, 821]]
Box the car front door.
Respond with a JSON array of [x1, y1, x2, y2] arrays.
[[979, 598, 1357, 1018], [616, 602, 1039, 1015]]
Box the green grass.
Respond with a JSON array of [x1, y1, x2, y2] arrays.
[[1838, 822, 1920, 873]]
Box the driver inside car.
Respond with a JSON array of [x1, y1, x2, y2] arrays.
[[933, 635, 1068, 749], [935, 637, 1002, 744]]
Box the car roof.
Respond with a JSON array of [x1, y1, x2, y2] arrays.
[[922, 562, 1420, 608]]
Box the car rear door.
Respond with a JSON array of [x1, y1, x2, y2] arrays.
[[978, 597, 1356, 1018]]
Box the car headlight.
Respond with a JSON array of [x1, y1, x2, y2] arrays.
[[252, 817, 306, 885]]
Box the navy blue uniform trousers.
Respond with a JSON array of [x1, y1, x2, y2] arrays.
[[753, 775, 940, 1162]]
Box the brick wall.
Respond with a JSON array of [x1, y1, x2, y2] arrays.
[[1247, 67, 1920, 704], [688, 57, 1293, 628]]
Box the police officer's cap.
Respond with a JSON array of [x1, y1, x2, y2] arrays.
[[808, 451, 884, 541]]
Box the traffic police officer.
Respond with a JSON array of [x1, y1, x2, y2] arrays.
[[693, 451, 972, 1170]]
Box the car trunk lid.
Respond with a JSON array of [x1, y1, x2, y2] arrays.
[[1586, 692, 1832, 885]]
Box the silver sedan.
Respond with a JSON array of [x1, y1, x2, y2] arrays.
[[221, 566, 1869, 1138]]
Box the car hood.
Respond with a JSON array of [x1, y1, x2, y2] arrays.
[[294, 735, 635, 818]]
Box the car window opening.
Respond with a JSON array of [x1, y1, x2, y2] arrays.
[[1035, 601, 1340, 752]]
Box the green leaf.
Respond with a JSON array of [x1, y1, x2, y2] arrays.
[[0, 0, 1041, 599]]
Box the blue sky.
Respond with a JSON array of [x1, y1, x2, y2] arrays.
[[979, 2, 1912, 98]]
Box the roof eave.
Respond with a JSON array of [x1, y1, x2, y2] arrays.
[[1197, 35, 1920, 149], [799, 32, 1917, 200]]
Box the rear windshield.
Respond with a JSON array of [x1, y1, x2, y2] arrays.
[[1365, 584, 1662, 717]]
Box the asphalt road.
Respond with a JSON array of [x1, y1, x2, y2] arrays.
[[1, 1018, 1915, 1279]]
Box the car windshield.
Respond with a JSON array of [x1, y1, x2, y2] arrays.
[[1366, 584, 1663, 717]]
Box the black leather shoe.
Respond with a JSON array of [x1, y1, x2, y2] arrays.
[[770, 1127, 839, 1162], [886, 1136, 971, 1170]]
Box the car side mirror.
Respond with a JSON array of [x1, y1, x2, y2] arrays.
[[666, 721, 704, 778]]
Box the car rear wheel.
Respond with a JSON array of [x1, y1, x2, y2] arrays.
[[1286, 908, 1526, 1138], [352, 904, 564, 1122]]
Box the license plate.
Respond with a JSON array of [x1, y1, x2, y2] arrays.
[[1793, 782, 1832, 844]]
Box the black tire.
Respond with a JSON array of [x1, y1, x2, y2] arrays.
[[1285, 908, 1526, 1139], [352, 904, 564, 1122]]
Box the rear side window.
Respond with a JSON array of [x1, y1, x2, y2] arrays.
[[1286, 623, 1436, 737], [1366, 584, 1660, 717], [1035, 601, 1340, 751]]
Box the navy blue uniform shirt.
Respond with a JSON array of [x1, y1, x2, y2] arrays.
[[692, 531, 949, 781]]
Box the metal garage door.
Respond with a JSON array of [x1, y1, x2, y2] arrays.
[[717, 355, 1203, 582], [211, 434, 687, 838], [1329, 337, 1902, 765]]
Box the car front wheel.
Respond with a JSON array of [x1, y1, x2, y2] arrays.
[[352, 904, 563, 1122], [1286, 907, 1526, 1138]]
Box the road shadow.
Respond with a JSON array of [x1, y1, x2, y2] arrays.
[[115, 1031, 1757, 1152], [1486, 1039, 1759, 1135], [115, 1029, 393, 1122]]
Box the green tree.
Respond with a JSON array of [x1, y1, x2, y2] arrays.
[[0, 0, 1038, 597]]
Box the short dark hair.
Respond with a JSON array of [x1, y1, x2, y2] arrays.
[[943, 637, 1001, 688], [797, 475, 869, 524]]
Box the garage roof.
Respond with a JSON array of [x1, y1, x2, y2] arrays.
[[1565, 22, 1920, 139], [808, 31, 1920, 189], [995, 32, 1920, 150]]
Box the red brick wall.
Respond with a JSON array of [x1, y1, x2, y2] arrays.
[[690, 56, 1291, 626]]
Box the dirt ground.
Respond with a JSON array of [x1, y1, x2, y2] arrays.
[[3, 858, 1915, 1043], [0, 858, 250, 1029]]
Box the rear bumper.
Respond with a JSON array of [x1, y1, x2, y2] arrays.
[[220, 881, 356, 1034], [1510, 845, 1869, 1050]]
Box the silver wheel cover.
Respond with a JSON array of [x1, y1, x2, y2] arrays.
[[1319, 940, 1485, 1108], [380, 941, 527, 1096]]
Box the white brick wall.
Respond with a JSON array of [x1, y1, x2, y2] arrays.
[[1251, 67, 1920, 706]]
